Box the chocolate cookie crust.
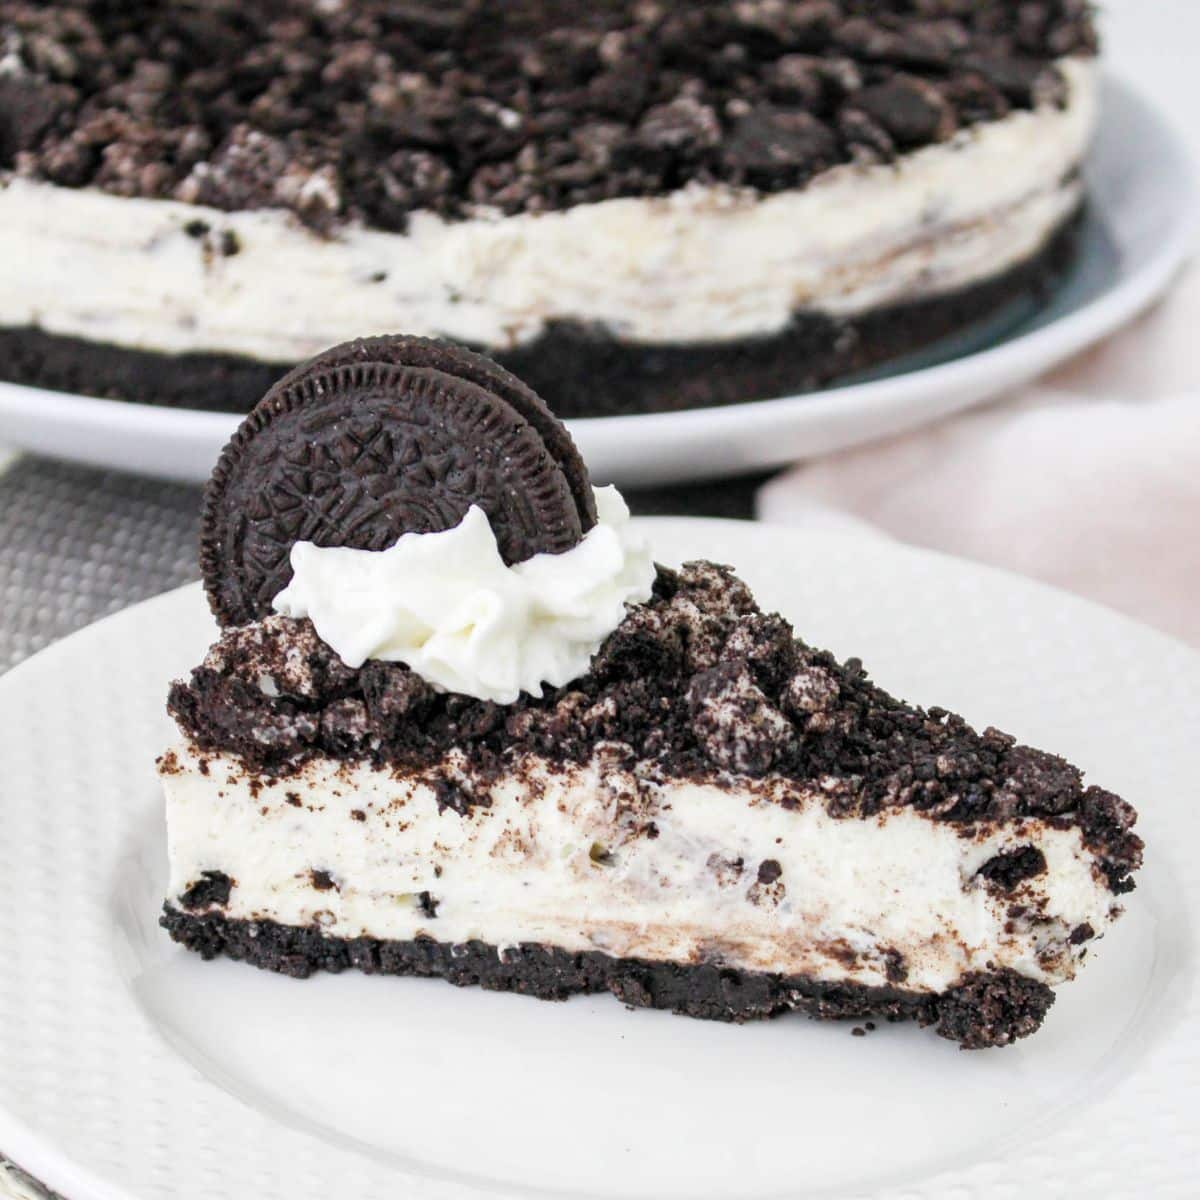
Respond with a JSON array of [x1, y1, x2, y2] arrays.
[[1, 1, 1096, 230], [168, 558, 1142, 895], [0, 216, 1079, 418], [160, 906, 1055, 1049]]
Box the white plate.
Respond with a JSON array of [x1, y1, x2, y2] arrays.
[[0, 74, 1195, 487], [0, 519, 1196, 1200]]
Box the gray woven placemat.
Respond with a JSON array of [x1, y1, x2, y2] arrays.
[[0, 450, 763, 1197], [0, 456, 201, 673]]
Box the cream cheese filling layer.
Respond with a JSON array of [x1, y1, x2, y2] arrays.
[[161, 739, 1118, 994], [1, 61, 1094, 362]]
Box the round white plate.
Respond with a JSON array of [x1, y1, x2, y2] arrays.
[[0, 74, 1195, 487], [0, 520, 1195, 1200]]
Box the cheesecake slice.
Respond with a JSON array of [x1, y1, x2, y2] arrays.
[[160, 337, 1141, 1049]]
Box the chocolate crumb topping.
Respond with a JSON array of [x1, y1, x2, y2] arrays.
[[168, 559, 1141, 894], [0, 1, 1096, 230]]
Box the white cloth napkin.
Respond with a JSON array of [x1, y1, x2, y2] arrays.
[[758, 265, 1200, 647]]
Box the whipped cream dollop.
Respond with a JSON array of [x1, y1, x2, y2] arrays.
[[272, 486, 655, 704]]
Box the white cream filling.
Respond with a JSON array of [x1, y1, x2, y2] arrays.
[[161, 740, 1118, 994], [0, 61, 1094, 362], [273, 486, 654, 704]]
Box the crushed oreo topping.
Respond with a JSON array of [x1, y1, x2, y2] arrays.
[[687, 660, 795, 775], [200, 613, 357, 700], [169, 558, 1141, 894], [0, 1, 1096, 230]]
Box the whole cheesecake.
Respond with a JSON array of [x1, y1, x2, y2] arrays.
[[159, 335, 1141, 1049], [0, 1, 1096, 417]]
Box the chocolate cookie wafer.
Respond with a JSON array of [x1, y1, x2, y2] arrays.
[[261, 334, 597, 533], [201, 346, 592, 627]]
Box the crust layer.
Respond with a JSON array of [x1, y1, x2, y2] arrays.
[[0, 216, 1078, 419], [161, 906, 1055, 1049]]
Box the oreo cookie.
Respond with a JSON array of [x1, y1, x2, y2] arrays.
[[263, 334, 597, 531], [201, 339, 594, 627]]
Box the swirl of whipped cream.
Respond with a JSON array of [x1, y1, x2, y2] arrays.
[[272, 486, 654, 704]]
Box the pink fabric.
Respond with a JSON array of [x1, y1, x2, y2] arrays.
[[757, 268, 1200, 646]]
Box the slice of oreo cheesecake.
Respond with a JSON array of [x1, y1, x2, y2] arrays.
[[2, 2, 1096, 417], [159, 336, 1141, 1049]]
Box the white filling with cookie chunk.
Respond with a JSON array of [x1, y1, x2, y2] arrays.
[[161, 735, 1118, 995]]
